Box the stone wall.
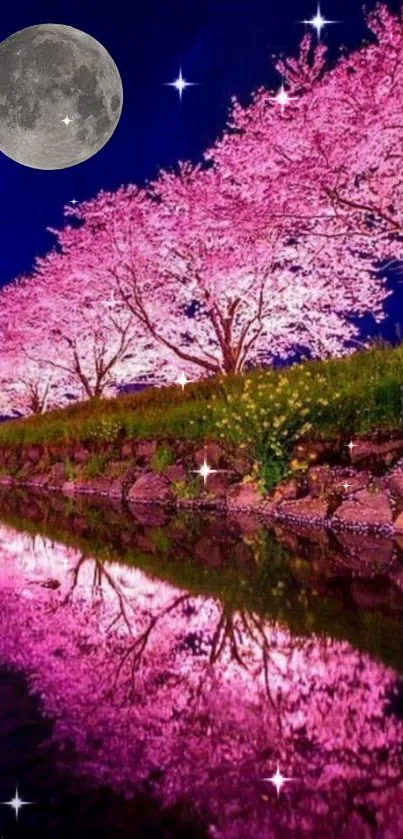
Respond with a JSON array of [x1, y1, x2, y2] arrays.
[[2, 433, 403, 535]]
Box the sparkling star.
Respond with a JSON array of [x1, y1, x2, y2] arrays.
[[301, 4, 338, 40], [2, 787, 31, 821], [176, 372, 190, 390], [193, 458, 218, 486], [262, 763, 294, 797], [346, 440, 357, 454], [342, 481, 351, 491], [102, 291, 119, 311], [62, 115, 73, 126], [165, 68, 196, 101], [70, 198, 78, 205], [270, 83, 297, 115]]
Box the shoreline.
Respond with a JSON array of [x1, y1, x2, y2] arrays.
[[0, 472, 401, 539], [1, 431, 403, 540]]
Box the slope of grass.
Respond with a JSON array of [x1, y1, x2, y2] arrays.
[[1, 345, 403, 481]]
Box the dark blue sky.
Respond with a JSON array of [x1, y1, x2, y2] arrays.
[[0, 0, 402, 339]]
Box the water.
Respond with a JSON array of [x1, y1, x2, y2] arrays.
[[0, 486, 403, 838]]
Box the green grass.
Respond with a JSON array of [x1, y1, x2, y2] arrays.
[[1, 345, 403, 470], [150, 445, 175, 472]]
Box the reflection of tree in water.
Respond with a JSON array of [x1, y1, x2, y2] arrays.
[[1, 530, 403, 837]]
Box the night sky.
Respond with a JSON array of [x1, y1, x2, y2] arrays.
[[0, 0, 402, 341]]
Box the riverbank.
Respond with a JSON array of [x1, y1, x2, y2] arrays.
[[2, 430, 403, 537], [1, 345, 403, 536]]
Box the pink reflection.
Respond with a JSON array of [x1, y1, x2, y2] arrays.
[[0, 524, 402, 837]]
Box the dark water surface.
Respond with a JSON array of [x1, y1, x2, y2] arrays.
[[0, 487, 403, 838]]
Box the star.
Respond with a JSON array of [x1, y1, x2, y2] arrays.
[[270, 83, 297, 115], [165, 68, 196, 101], [301, 4, 338, 40], [176, 372, 190, 390], [262, 763, 294, 797], [62, 115, 73, 126], [342, 481, 351, 491], [346, 440, 357, 454], [192, 458, 218, 486], [2, 787, 31, 821], [70, 198, 78, 205], [102, 291, 119, 311]]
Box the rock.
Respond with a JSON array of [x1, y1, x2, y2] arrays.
[[307, 466, 371, 499], [130, 507, 171, 527], [72, 446, 90, 465], [394, 511, 403, 533], [194, 442, 225, 469], [260, 499, 278, 518], [273, 477, 301, 503], [386, 471, 403, 499], [332, 489, 393, 532], [273, 526, 301, 552], [194, 536, 225, 568], [163, 463, 187, 484], [24, 444, 43, 465], [136, 440, 157, 462], [350, 438, 403, 470], [329, 471, 372, 497], [46, 463, 68, 488], [332, 531, 394, 572], [231, 453, 253, 478], [85, 477, 114, 495], [307, 465, 331, 497], [61, 477, 112, 496], [292, 439, 339, 465], [108, 481, 124, 499], [121, 441, 135, 459], [127, 472, 174, 505], [205, 472, 236, 498], [121, 465, 142, 488], [28, 475, 50, 488], [226, 513, 263, 538], [350, 578, 395, 609], [276, 496, 329, 525], [62, 481, 77, 496], [227, 481, 263, 510]]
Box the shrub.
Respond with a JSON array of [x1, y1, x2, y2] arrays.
[[173, 478, 200, 499], [84, 453, 108, 478], [151, 445, 174, 473], [64, 457, 76, 481], [210, 370, 341, 490]]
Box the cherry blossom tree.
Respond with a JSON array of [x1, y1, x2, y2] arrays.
[[45, 153, 387, 379], [208, 3, 403, 279], [1, 2, 400, 396], [39, 6, 403, 376], [0, 358, 62, 416], [0, 260, 161, 411]]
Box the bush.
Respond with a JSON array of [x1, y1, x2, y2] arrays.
[[150, 445, 174, 473], [209, 370, 336, 489], [84, 453, 108, 478], [173, 478, 200, 499]]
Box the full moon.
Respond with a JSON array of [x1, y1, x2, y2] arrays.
[[0, 24, 123, 169]]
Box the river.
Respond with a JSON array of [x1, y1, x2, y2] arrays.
[[0, 486, 402, 838]]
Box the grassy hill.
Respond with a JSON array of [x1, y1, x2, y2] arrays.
[[0, 344, 403, 488]]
